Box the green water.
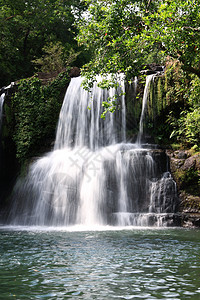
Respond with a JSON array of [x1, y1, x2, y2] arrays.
[[0, 226, 199, 299]]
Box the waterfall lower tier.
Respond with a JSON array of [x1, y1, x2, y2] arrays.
[[5, 76, 178, 227], [7, 144, 178, 227]]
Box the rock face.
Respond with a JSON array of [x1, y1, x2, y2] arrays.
[[69, 67, 81, 78], [167, 150, 200, 227], [0, 83, 19, 210]]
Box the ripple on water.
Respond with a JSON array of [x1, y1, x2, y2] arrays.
[[0, 227, 200, 299]]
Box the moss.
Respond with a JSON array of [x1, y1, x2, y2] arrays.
[[3, 70, 70, 165], [171, 143, 182, 151], [168, 151, 200, 213], [172, 159, 199, 193], [157, 77, 163, 114]]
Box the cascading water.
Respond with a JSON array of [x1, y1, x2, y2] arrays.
[[0, 92, 5, 174], [0, 92, 5, 130], [54, 75, 126, 150], [137, 74, 155, 144], [7, 75, 178, 227]]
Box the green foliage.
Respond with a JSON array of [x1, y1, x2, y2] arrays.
[[170, 109, 200, 149], [32, 42, 66, 73], [184, 110, 200, 148], [78, 0, 146, 81], [77, 0, 200, 121], [12, 71, 70, 162], [1, 0, 199, 152], [147, 61, 200, 149], [141, 0, 200, 77], [188, 76, 200, 108], [0, 0, 87, 86], [32, 42, 81, 73], [78, 0, 200, 81]]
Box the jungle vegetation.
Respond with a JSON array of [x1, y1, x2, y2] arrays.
[[1, 0, 199, 163]]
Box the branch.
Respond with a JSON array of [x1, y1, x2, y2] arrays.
[[5, 15, 15, 21], [183, 26, 200, 32], [145, 0, 153, 14], [5, 11, 33, 21]]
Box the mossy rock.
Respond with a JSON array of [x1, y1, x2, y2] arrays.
[[167, 150, 200, 213]]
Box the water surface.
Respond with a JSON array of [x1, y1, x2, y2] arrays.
[[0, 226, 200, 299]]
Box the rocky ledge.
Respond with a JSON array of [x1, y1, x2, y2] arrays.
[[167, 150, 200, 227]]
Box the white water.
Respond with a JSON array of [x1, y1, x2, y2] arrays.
[[54, 75, 126, 150], [7, 75, 177, 227], [137, 74, 155, 144], [0, 92, 5, 130]]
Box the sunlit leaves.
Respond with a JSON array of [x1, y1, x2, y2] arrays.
[[78, 0, 200, 81], [142, 0, 200, 76]]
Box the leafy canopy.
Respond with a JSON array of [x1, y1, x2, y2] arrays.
[[0, 0, 87, 86], [78, 0, 200, 79], [141, 0, 200, 77]]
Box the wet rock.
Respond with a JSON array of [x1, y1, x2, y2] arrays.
[[181, 213, 200, 228], [167, 150, 200, 226], [177, 151, 188, 159], [140, 64, 165, 75], [69, 67, 81, 78], [182, 156, 196, 171]]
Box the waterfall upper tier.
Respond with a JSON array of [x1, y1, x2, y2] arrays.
[[54, 75, 126, 150]]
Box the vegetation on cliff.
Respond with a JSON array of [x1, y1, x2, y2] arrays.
[[3, 71, 70, 163], [142, 61, 200, 151]]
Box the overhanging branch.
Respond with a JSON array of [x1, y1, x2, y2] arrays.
[[183, 26, 200, 32]]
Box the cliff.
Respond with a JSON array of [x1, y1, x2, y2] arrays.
[[167, 150, 200, 227]]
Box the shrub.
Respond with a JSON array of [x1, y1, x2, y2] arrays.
[[12, 71, 70, 162]]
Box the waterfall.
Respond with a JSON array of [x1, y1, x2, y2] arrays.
[[54, 75, 126, 150], [133, 76, 137, 97], [0, 83, 14, 131], [137, 74, 155, 144], [0, 92, 5, 169], [0, 92, 5, 130], [7, 75, 178, 227]]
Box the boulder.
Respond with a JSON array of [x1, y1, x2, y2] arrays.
[[69, 67, 81, 78]]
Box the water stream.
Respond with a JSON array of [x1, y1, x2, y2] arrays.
[[0, 92, 5, 130], [0, 92, 5, 177], [6, 75, 177, 227], [137, 74, 155, 144]]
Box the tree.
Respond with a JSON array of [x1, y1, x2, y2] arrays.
[[141, 0, 200, 78], [77, 0, 150, 81], [78, 0, 200, 79], [0, 0, 87, 86], [77, 0, 200, 146]]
